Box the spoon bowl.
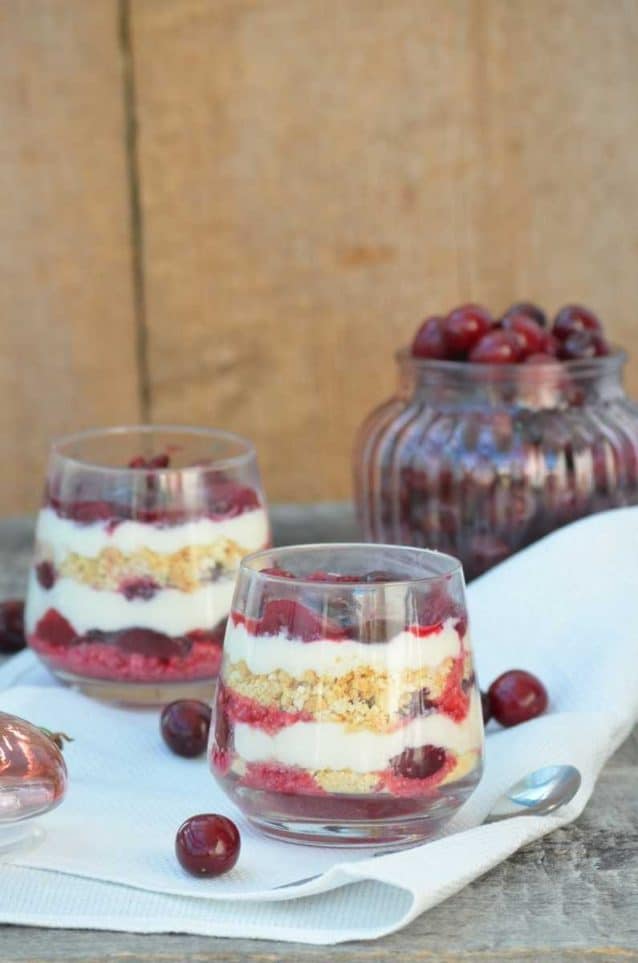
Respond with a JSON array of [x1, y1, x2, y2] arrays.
[[485, 764, 582, 823]]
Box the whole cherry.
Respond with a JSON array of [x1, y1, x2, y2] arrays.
[[469, 330, 523, 364], [444, 304, 493, 358], [501, 316, 546, 356], [0, 599, 26, 654], [553, 304, 602, 341], [412, 316, 448, 360], [501, 301, 547, 328], [558, 330, 610, 361], [175, 813, 240, 877], [161, 700, 212, 757], [487, 670, 548, 727]]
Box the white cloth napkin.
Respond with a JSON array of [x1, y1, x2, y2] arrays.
[[1, 507, 637, 944]]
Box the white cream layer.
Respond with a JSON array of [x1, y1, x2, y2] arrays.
[[35, 506, 270, 559], [233, 690, 483, 772], [25, 571, 235, 637], [224, 618, 463, 676]]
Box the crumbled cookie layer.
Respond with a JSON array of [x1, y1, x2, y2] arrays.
[[228, 751, 480, 795], [225, 655, 473, 732], [53, 538, 248, 593]]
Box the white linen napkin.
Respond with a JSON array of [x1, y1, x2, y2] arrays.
[[1, 507, 637, 944]]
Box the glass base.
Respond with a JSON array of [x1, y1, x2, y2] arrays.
[[0, 822, 44, 857], [227, 771, 481, 847], [53, 668, 217, 706]]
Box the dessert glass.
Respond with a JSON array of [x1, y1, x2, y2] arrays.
[[25, 426, 270, 704], [355, 350, 638, 580], [210, 543, 483, 847]]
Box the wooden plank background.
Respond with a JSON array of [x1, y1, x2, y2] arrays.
[[2, 0, 638, 512]]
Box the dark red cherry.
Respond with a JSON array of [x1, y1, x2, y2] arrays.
[[501, 301, 547, 328], [35, 561, 56, 590], [0, 599, 26, 653], [488, 670, 548, 727], [35, 609, 76, 648], [392, 744, 447, 780], [121, 578, 160, 600], [148, 453, 171, 469], [128, 453, 171, 469], [112, 628, 192, 659], [258, 599, 344, 642], [558, 330, 610, 360], [553, 304, 602, 341], [501, 316, 546, 355], [175, 814, 240, 877], [469, 330, 523, 364], [444, 304, 493, 357], [412, 316, 448, 360], [161, 700, 212, 757], [260, 566, 296, 579]]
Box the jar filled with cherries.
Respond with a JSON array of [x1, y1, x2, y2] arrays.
[[354, 303, 638, 580]]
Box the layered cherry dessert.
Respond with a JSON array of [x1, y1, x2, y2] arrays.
[[25, 427, 270, 703], [210, 544, 483, 846]]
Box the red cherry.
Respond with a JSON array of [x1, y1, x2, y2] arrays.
[[128, 453, 171, 469], [148, 453, 171, 469], [558, 330, 610, 361], [444, 304, 493, 357], [258, 599, 345, 642], [0, 599, 26, 654], [501, 302, 547, 328], [391, 744, 447, 780], [161, 700, 212, 757], [260, 566, 295, 579], [553, 305, 602, 341], [35, 561, 56, 590], [35, 609, 76, 648], [501, 316, 546, 355], [469, 330, 523, 364], [120, 577, 160, 600], [111, 627, 191, 659], [412, 316, 447, 359], [175, 814, 240, 877], [488, 670, 548, 727]]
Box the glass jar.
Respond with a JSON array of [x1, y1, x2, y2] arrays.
[[25, 426, 271, 704], [210, 543, 483, 847], [354, 351, 638, 580]]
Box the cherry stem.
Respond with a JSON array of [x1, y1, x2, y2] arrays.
[[39, 727, 74, 751]]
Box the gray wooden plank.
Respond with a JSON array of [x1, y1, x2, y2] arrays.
[[0, 509, 636, 961]]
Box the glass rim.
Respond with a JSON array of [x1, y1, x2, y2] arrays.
[[50, 424, 257, 475], [239, 542, 464, 587], [396, 346, 627, 378]]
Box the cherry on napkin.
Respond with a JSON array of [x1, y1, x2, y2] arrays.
[[1, 507, 637, 944]]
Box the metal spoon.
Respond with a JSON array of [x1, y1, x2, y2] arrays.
[[271, 764, 582, 890], [484, 764, 581, 823]]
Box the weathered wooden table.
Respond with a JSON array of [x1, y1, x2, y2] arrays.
[[1, 507, 636, 963]]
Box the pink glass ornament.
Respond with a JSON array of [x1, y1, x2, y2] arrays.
[[0, 711, 68, 853]]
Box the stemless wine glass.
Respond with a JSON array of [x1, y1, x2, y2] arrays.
[[210, 543, 484, 847], [25, 426, 271, 705]]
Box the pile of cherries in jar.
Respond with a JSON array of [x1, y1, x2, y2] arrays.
[[412, 302, 611, 364]]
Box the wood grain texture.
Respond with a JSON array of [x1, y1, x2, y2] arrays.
[[131, 0, 638, 502], [0, 508, 637, 960], [0, 0, 140, 514]]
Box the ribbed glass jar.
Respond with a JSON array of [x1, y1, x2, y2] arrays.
[[354, 350, 638, 581]]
